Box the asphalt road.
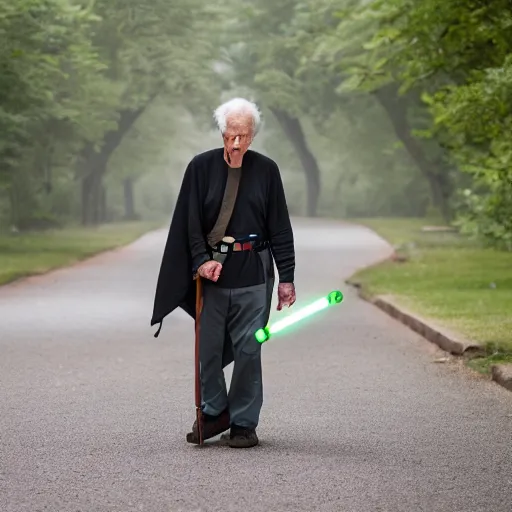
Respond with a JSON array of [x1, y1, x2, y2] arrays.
[[1, 217, 511, 512]]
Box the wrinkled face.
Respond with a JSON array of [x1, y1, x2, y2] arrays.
[[222, 112, 254, 168]]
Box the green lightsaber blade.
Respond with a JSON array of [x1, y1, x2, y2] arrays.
[[255, 290, 343, 343]]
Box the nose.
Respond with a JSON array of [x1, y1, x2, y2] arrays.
[[233, 136, 240, 148]]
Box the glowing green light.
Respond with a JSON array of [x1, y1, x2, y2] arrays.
[[255, 290, 344, 343], [327, 290, 343, 305], [255, 326, 270, 343]]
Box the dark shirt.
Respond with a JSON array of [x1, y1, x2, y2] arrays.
[[187, 148, 295, 289]]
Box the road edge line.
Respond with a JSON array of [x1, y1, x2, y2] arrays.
[[0, 226, 165, 290], [491, 365, 512, 392], [345, 280, 512, 394]]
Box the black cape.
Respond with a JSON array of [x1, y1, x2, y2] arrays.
[[151, 146, 294, 368], [150, 148, 235, 366]]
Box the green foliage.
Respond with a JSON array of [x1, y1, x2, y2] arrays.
[[424, 57, 512, 248], [0, 0, 108, 184]]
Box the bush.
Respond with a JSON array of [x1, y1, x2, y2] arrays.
[[17, 212, 62, 232]]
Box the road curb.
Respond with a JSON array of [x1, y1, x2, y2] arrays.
[[348, 280, 512, 394], [346, 280, 484, 357], [491, 365, 512, 392], [346, 273, 512, 396]]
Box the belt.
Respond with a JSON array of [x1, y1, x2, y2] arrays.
[[212, 239, 269, 255]]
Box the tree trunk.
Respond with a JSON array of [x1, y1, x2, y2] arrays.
[[123, 177, 136, 220], [99, 183, 107, 223], [81, 154, 108, 225], [269, 107, 321, 217], [81, 172, 92, 226], [373, 84, 452, 221], [8, 183, 19, 228], [79, 99, 155, 226]]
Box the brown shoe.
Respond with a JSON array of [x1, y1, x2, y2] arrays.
[[186, 409, 230, 444], [225, 425, 259, 448]]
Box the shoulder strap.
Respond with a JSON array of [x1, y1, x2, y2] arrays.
[[207, 166, 241, 247]]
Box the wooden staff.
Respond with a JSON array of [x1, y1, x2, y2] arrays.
[[195, 276, 204, 445]]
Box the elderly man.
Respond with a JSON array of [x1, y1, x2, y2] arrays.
[[151, 97, 295, 448]]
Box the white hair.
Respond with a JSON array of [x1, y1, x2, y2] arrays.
[[213, 97, 262, 136]]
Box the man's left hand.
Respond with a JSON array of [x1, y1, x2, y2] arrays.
[[277, 282, 296, 311]]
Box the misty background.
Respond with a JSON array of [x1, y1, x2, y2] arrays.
[[1, 0, 510, 248]]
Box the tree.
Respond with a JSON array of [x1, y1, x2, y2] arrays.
[[217, 0, 328, 216], [219, 0, 437, 218], [0, 0, 114, 227], [0, 0, 229, 228], [342, 0, 512, 243], [76, 0, 225, 224]]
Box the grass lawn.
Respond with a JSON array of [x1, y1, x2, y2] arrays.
[[0, 220, 164, 286], [349, 217, 512, 373]]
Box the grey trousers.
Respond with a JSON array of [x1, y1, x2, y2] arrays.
[[199, 249, 274, 429]]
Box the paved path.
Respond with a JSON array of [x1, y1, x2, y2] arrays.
[[1, 217, 511, 512]]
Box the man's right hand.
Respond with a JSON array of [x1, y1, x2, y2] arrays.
[[197, 260, 222, 282]]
